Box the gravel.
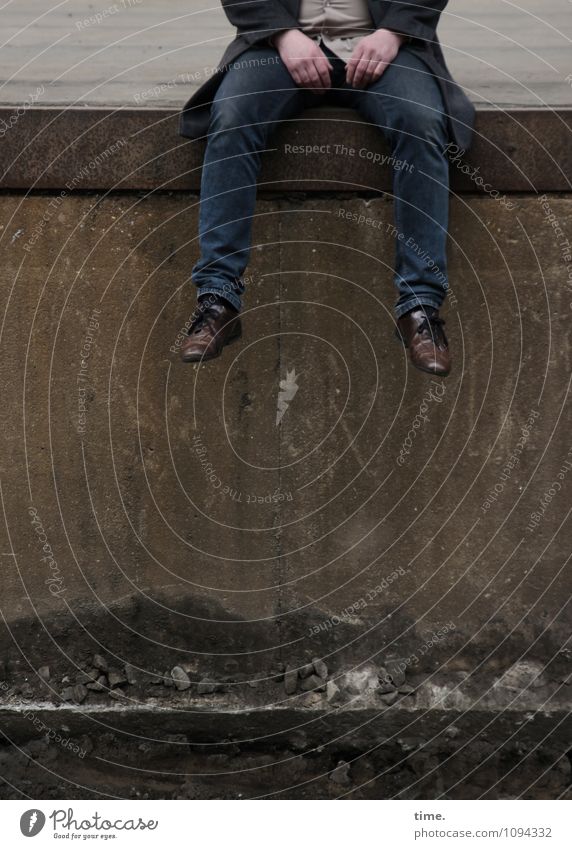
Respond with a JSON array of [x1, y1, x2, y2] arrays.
[[300, 674, 326, 693], [312, 657, 328, 679], [86, 675, 108, 692], [108, 669, 127, 688], [284, 665, 298, 695], [171, 666, 191, 691], [93, 654, 109, 673], [330, 760, 351, 786], [61, 684, 88, 704], [124, 663, 140, 685], [386, 659, 406, 687]]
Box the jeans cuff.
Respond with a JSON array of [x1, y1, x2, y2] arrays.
[[394, 296, 443, 320], [195, 285, 242, 313]]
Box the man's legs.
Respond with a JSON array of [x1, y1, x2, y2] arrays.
[[341, 47, 450, 317], [344, 47, 449, 318], [337, 47, 451, 374], [191, 46, 321, 312]]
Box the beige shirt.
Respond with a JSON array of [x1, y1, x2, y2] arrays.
[[298, 0, 375, 61]]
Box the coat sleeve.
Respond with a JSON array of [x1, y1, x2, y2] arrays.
[[379, 1, 448, 42], [220, 0, 300, 37]]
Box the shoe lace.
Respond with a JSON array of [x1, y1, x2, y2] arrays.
[[188, 302, 220, 335], [416, 314, 448, 348]]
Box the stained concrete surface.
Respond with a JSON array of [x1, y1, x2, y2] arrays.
[[2, 193, 571, 666], [0, 0, 571, 108], [1, 186, 571, 797], [0, 0, 571, 802], [0, 702, 570, 799], [1, 106, 571, 192]]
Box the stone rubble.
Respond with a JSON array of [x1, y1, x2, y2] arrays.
[[312, 657, 328, 679], [300, 674, 326, 693], [124, 663, 140, 685], [107, 669, 127, 688], [86, 675, 108, 692], [385, 659, 406, 687], [330, 760, 351, 787], [299, 663, 314, 679], [326, 680, 343, 703], [170, 666, 191, 691], [284, 665, 298, 695], [61, 683, 88, 704], [93, 654, 109, 674]]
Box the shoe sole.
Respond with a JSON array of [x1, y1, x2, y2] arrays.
[[413, 363, 450, 377]]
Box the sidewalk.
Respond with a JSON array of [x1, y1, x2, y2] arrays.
[[0, 0, 571, 108]]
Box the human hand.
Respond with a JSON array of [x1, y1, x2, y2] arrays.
[[346, 29, 406, 88], [273, 29, 333, 92]]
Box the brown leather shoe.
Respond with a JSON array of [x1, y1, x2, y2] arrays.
[[180, 296, 241, 363], [396, 306, 451, 376]]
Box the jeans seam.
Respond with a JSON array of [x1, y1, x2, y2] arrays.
[[196, 285, 242, 313], [395, 296, 442, 319]]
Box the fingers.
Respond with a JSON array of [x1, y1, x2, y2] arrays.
[[298, 66, 312, 87], [362, 59, 389, 88], [349, 56, 389, 88], [346, 43, 397, 88], [289, 63, 312, 88], [288, 57, 332, 91], [372, 60, 390, 84], [345, 48, 362, 87], [350, 54, 377, 88], [312, 58, 332, 90]]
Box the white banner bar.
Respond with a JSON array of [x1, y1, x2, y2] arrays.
[[3, 800, 571, 848]]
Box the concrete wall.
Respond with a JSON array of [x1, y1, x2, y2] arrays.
[[0, 103, 571, 797], [1, 0, 571, 797], [1, 189, 571, 686]]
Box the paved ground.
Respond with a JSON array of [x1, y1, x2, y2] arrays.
[[0, 0, 571, 108]]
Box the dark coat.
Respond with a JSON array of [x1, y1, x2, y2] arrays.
[[179, 0, 475, 150]]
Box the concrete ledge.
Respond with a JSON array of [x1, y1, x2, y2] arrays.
[[2, 699, 570, 747], [1, 106, 571, 192], [1, 699, 569, 798]]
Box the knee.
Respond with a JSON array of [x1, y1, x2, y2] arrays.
[[209, 100, 246, 135], [390, 99, 447, 146], [208, 97, 270, 149]]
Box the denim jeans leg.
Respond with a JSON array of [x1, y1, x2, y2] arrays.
[[346, 48, 450, 318], [192, 47, 316, 312]]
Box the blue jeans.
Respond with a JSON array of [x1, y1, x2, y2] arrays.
[[192, 43, 450, 317]]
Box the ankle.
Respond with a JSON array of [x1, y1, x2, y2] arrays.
[[198, 293, 238, 313]]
